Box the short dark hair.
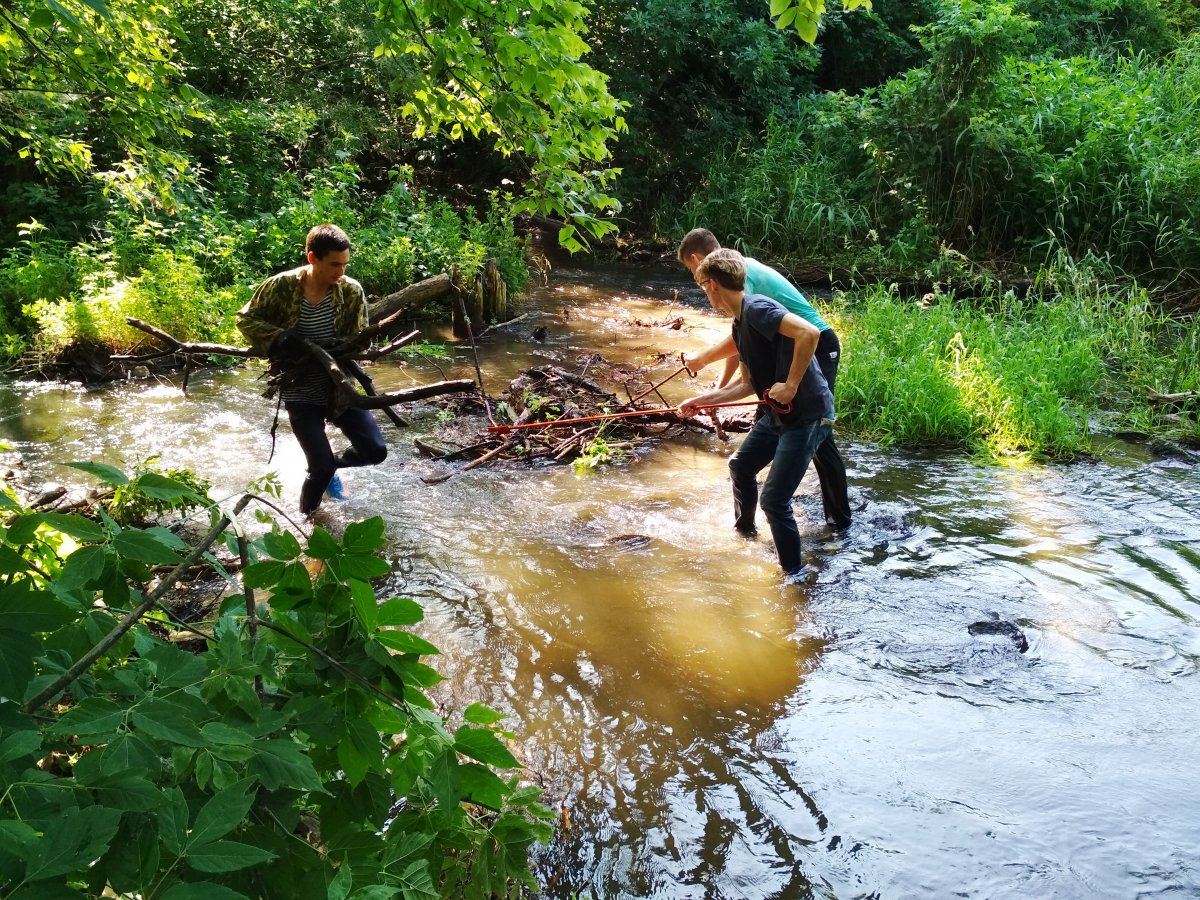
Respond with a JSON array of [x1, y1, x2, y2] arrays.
[[696, 248, 745, 291], [306, 224, 351, 259], [677, 228, 721, 262]]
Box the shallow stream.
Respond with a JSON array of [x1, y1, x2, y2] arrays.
[[2, 263, 1198, 898]]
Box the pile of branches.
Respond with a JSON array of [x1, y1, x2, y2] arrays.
[[416, 357, 754, 471], [117, 313, 474, 422]]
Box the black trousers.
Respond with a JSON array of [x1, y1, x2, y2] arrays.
[[813, 328, 852, 527], [285, 402, 387, 514]]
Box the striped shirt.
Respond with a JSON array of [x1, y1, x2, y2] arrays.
[[281, 291, 335, 405]]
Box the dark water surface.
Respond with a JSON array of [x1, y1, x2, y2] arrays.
[[3, 264, 1199, 899]]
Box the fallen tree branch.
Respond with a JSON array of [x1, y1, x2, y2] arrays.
[[358, 329, 421, 361], [527, 366, 617, 400], [1148, 388, 1199, 405], [351, 380, 475, 407], [479, 313, 534, 336], [118, 320, 257, 358], [124, 319, 462, 416], [368, 273, 453, 323]]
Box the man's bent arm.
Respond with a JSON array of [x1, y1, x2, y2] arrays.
[[237, 277, 291, 354], [767, 314, 819, 407]]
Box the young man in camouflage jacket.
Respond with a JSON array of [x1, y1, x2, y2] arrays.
[[237, 224, 387, 515]]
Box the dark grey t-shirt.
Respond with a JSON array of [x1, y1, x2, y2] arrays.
[[732, 294, 834, 426]]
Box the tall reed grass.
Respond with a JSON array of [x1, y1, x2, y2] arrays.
[[827, 261, 1200, 460]]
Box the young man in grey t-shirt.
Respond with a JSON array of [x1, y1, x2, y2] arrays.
[[679, 249, 834, 583]]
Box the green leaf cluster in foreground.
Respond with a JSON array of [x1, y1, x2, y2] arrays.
[[0, 476, 553, 897]]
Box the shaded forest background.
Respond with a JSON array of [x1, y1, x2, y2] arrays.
[[2, 0, 1199, 358]]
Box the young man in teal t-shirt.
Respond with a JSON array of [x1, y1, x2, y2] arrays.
[[677, 228, 852, 529]]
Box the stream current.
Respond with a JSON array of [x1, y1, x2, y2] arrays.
[[2, 263, 1199, 898]]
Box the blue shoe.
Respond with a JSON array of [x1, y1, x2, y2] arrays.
[[324, 473, 348, 501]]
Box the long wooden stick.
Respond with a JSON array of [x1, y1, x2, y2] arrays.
[[486, 399, 788, 434]]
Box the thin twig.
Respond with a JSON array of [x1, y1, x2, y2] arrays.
[[463, 438, 511, 471], [23, 495, 252, 714]]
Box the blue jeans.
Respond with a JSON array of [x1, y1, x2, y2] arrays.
[[286, 402, 387, 514], [729, 416, 832, 575]]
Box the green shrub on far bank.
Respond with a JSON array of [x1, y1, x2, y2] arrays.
[[831, 258, 1200, 460], [26, 248, 241, 353], [673, 21, 1200, 288], [2, 167, 529, 357]]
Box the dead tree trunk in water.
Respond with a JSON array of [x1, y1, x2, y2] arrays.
[[479, 258, 507, 324], [452, 259, 508, 338]]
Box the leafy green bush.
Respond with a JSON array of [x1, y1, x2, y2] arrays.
[[92, 456, 215, 526], [0, 467, 552, 897], [680, 100, 875, 262], [28, 247, 236, 352], [0, 233, 78, 358]]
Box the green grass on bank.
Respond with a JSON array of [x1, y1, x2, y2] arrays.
[[825, 266, 1200, 461]]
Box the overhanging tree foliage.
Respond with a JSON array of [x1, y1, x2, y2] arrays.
[[0, 0, 858, 250]]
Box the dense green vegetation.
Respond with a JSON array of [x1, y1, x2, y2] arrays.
[[827, 261, 1200, 460], [678, 27, 1200, 283], [4, 170, 527, 355], [609, 0, 1200, 288], [0, 465, 552, 896], [4, 0, 1197, 354]]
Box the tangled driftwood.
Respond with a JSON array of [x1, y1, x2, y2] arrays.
[[122, 316, 474, 423], [415, 357, 754, 472]]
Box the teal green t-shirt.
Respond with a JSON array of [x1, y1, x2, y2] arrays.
[[743, 257, 829, 332]]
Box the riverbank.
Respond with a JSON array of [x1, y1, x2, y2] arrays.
[[580, 239, 1200, 461]]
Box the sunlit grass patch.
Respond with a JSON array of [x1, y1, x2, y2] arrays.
[[824, 274, 1196, 460]]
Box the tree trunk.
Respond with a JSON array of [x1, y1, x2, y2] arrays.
[[480, 258, 507, 324], [368, 273, 453, 323], [452, 259, 508, 338]]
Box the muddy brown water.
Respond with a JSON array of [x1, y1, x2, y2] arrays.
[[3, 263, 1199, 898]]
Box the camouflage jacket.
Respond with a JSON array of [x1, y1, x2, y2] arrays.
[[236, 266, 368, 355]]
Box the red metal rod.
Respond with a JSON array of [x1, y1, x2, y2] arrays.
[[487, 397, 790, 433], [628, 353, 697, 404], [629, 366, 688, 404]]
